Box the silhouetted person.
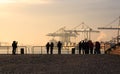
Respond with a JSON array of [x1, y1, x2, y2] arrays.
[[94, 41, 101, 54], [78, 41, 82, 54], [88, 40, 94, 54], [57, 41, 62, 54], [12, 41, 18, 55], [85, 41, 89, 54], [46, 42, 50, 54], [82, 40, 89, 54], [50, 42, 54, 54], [81, 41, 85, 54]]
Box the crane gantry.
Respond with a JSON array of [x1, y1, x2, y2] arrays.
[[64, 22, 100, 40], [46, 27, 77, 45], [47, 22, 100, 46], [98, 16, 120, 43]]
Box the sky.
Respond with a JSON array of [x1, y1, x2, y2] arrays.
[[0, 0, 120, 46]]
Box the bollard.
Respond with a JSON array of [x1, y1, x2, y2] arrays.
[[21, 48, 24, 54], [72, 48, 75, 54]]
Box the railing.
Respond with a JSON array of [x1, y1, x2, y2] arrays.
[[104, 43, 120, 54], [31, 46, 75, 54], [0, 45, 106, 54], [0, 46, 77, 54], [0, 46, 27, 54]]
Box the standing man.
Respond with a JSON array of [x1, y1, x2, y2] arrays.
[[57, 41, 62, 54], [78, 41, 82, 54], [46, 42, 50, 54], [12, 41, 18, 55], [94, 41, 101, 54], [88, 40, 94, 54], [50, 42, 54, 54]]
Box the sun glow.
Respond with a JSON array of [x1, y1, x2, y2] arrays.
[[18, 0, 53, 4], [0, 0, 14, 4], [0, 0, 53, 4]]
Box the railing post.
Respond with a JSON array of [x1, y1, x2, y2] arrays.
[[7, 46, 9, 54], [16, 48, 18, 54], [32, 46, 34, 54], [41, 46, 42, 54], [25, 47, 27, 54]]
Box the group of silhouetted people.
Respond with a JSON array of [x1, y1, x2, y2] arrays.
[[46, 40, 101, 55], [78, 40, 101, 54], [46, 41, 62, 54], [46, 42, 54, 54], [12, 40, 100, 55]]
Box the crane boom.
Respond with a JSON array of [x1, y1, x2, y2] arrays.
[[98, 27, 120, 30], [65, 30, 100, 32], [98, 16, 120, 43]]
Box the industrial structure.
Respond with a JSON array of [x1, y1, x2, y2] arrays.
[[46, 27, 77, 46], [64, 22, 100, 40], [47, 22, 100, 46], [98, 16, 120, 43]]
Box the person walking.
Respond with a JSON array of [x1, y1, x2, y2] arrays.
[[12, 41, 18, 55], [57, 41, 62, 54]]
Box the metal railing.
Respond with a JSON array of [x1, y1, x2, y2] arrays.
[[31, 46, 75, 54], [0, 45, 106, 54], [0, 46, 27, 54], [0, 46, 76, 54]]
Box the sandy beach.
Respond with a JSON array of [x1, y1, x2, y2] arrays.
[[0, 54, 120, 74]]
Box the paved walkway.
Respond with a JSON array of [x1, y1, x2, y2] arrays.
[[0, 54, 120, 74]]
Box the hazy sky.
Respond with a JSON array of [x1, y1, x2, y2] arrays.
[[0, 0, 120, 46]]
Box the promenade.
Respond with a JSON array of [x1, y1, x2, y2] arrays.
[[0, 54, 120, 74]]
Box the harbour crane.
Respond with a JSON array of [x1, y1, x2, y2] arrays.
[[65, 22, 100, 40], [98, 16, 120, 43], [46, 27, 77, 45], [47, 22, 100, 46]]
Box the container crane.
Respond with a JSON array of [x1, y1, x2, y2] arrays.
[[98, 16, 120, 43], [46, 27, 77, 45], [65, 22, 100, 40]]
